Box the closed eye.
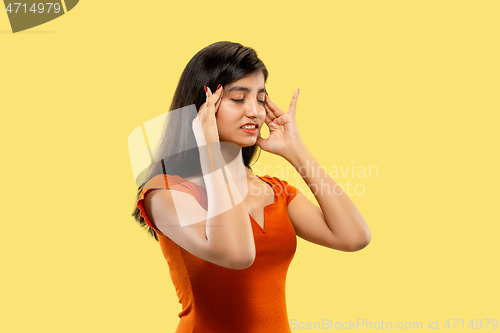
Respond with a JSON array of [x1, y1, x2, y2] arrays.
[[232, 99, 266, 105]]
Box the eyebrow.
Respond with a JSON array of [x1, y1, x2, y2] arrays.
[[227, 86, 267, 94]]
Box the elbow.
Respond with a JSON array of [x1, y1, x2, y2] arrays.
[[344, 230, 371, 252], [349, 238, 370, 252], [226, 242, 256, 269], [226, 252, 256, 270], [216, 246, 255, 270], [209, 242, 256, 270]]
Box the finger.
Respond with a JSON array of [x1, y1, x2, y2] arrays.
[[206, 86, 218, 117], [208, 85, 223, 101], [265, 94, 285, 118], [288, 89, 299, 117], [256, 134, 266, 149], [264, 115, 280, 131], [207, 85, 224, 113], [200, 85, 212, 118], [206, 85, 213, 105], [264, 113, 273, 126], [214, 97, 222, 114], [263, 102, 276, 121], [198, 101, 206, 116], [203, 86, 212, 115], [212, 84, 223, 100], [214, 86, 223, 114]]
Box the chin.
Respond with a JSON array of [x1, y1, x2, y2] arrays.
[[240, 137, 258, 148], [220, 136, 257, 148], [231, 141, 255, 148]]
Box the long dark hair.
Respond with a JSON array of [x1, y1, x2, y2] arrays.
[[131, 41, 269, 241]]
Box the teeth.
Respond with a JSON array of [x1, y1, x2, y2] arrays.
[[241, 125, 256, 129]]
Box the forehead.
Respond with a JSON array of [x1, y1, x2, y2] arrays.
[[225, 72, 265, 91]]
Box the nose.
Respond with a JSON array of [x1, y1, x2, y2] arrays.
[[245, 99, 263, 120]]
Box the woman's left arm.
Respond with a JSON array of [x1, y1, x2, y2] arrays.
[[257, 90, 370, 252], [285, 142, 371, 252]]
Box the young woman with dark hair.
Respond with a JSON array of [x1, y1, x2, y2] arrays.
[[131, 41, 371, 332]]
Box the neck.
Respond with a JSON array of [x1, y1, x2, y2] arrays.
[[219, 142, 251, 181]]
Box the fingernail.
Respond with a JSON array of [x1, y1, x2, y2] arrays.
[[266, 92, 269, 96], [216, 84, 222, 91], [204, 86, 208, 93]]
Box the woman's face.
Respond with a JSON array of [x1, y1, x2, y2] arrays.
[[216, 71, 267, 147]]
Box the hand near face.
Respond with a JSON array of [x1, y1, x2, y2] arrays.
[[256, 89, 304, 159]]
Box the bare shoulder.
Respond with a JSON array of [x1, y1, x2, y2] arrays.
[[142, 186, 254, 269], [143, 188, 207, 232]]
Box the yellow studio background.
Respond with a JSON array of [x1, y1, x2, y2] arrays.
[[1, 1, 499, 332]]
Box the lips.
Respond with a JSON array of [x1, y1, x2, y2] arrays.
[[240, 123, 259, 128], [240, 127, 258, 134]]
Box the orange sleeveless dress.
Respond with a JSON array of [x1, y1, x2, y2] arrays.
[[136, 174, 299, 333]]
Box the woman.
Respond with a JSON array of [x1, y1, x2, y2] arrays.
[[131, 41, 371, 332]]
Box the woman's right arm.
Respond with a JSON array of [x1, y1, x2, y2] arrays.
[[143, 85, 255, 270], [143, 177, 254, 270]]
